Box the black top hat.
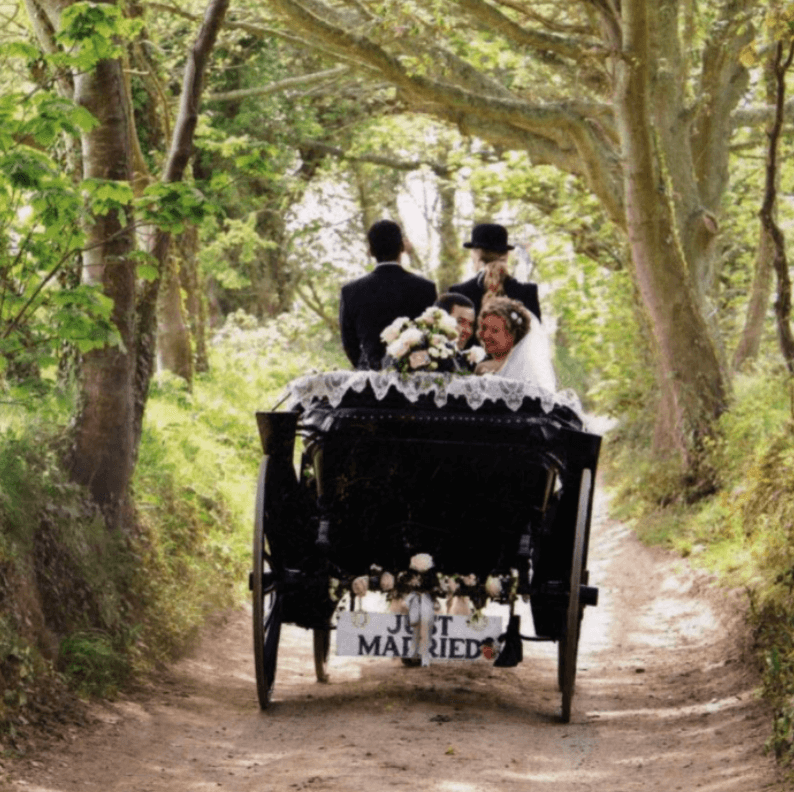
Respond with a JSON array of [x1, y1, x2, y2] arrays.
[[463, 223, 514, 253]]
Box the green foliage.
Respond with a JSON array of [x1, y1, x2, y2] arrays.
[[740, 423, 794, 763], [605, 361, 794, 764], [0, 615, 50, 721], [53, 2, 143, 70], [0, 324, 337, 711], [0, 83, 122, 382], [0, 416, 130, 720], [58, 630, 132, 698], [139, 181, 212, 233], [127, 318, 342, 667]]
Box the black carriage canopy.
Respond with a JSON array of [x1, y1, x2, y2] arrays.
[[258, 371, 599, 592]]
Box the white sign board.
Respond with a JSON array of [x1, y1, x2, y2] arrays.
[[337, 611, 503, 661]]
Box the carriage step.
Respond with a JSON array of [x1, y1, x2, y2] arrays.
[[581, 585, 599, 606]]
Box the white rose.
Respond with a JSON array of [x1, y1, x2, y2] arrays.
[[438, 312, 459, 338], [380, 572, 395, 592], [485, 575, 502, 598], [402, 327, 424, 347], [409, 553, 434, 572], [387, 337, 410, 358], [418, 306, 440, 324], [467, 346, 487, 364], [352, 575, 369, 597], [442, 576, 458, 595], [381, 316, 409, 343]]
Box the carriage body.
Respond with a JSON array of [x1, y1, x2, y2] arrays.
[[251, 372, 600, 721]]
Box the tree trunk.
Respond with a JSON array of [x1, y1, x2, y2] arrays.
[[156, 251, 194, 384], [252, 207, 292, 317], [435, 172, 464, 292], [353, 163, 379, 234], [733, 47, 779, 372], [132, 0, 231, 456], [616, 0, 728, 481], [761, 40, 794, 373], [733, 225, 775, 371], [69, 57, 137, 526], [180, 224, 209, 373]]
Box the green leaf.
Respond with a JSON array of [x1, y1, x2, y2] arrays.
[[137, 264, 159, 282]]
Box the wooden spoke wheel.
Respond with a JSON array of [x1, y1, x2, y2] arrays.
[[253, 457, 283, 709], [559, 468, 591, 723]]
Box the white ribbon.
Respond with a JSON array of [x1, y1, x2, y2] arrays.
[[406, 592, 435, 667]]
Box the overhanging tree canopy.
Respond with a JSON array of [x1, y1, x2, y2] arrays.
[[249, 0, 771, 480]]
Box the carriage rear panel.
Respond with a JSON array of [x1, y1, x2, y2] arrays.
[[298, 392, 598, 586]]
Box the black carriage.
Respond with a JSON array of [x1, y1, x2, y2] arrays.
[[250, 371, 600, 722]]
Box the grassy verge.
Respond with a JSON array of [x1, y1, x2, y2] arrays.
[[602, 361, 794, 763], [0, 314, 346, 745]]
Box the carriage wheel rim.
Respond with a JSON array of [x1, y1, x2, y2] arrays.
[[560, 468, 591, 723], [253, 456, 282, 709]]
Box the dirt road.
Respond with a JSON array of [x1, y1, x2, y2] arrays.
[[6, 488, 786, 792]]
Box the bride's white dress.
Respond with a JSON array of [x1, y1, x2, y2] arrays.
[[496, 312, 557, 391]]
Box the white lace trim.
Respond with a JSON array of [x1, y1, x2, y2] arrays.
[[284, 370, 583, 416]]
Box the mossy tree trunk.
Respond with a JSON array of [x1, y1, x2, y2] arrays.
[[615, 0, 728, 481], [760, 39, 794, 374]]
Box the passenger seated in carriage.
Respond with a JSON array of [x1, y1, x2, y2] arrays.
[[474, 296, 557, 391], [434, 292, 476, 351]]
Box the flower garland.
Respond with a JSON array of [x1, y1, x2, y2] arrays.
[[346, 554, 515, 614]]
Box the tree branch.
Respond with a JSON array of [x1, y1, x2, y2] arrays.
[[206, 66, 349, 102], [457, 0, 599, 62], [294, 281, 338, 333]]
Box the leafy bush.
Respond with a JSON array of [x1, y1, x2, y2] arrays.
[[58, 631, 132, 698], [605, 360, 794, 764]]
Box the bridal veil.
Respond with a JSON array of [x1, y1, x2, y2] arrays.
[[497, 312, 557, 392]]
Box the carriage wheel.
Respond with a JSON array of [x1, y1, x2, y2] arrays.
[[253, 457, 283, 709], [313, 628, 331, 683], [559, 468, 592, 723]]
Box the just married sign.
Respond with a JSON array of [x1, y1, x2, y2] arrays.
[[336, 611, 503, 661]]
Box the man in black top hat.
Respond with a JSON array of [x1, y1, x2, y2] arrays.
[[339, 220, 437, 370], [448, 223, 541, 325]]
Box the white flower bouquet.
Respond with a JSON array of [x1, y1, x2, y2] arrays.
[[381, 307, 460, 373]]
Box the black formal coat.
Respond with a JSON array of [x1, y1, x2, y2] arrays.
[[448, 274, 542, 321], [339, 263, 438, 370]]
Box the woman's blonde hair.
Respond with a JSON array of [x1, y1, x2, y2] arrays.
[[478, 297, 532, 346], [476, 250, 509, 299]]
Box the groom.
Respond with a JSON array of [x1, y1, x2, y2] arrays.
[[340, 220, 437, 370]]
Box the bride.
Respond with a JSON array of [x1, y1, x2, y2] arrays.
[[474, 296, 556, 391]]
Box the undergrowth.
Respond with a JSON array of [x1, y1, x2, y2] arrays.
[[602, 360, 794, 765], [0, 313, 344, 742]]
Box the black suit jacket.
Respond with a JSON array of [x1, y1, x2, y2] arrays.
[[449, 275, 541, 321], [339, 264, 438, 369]]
